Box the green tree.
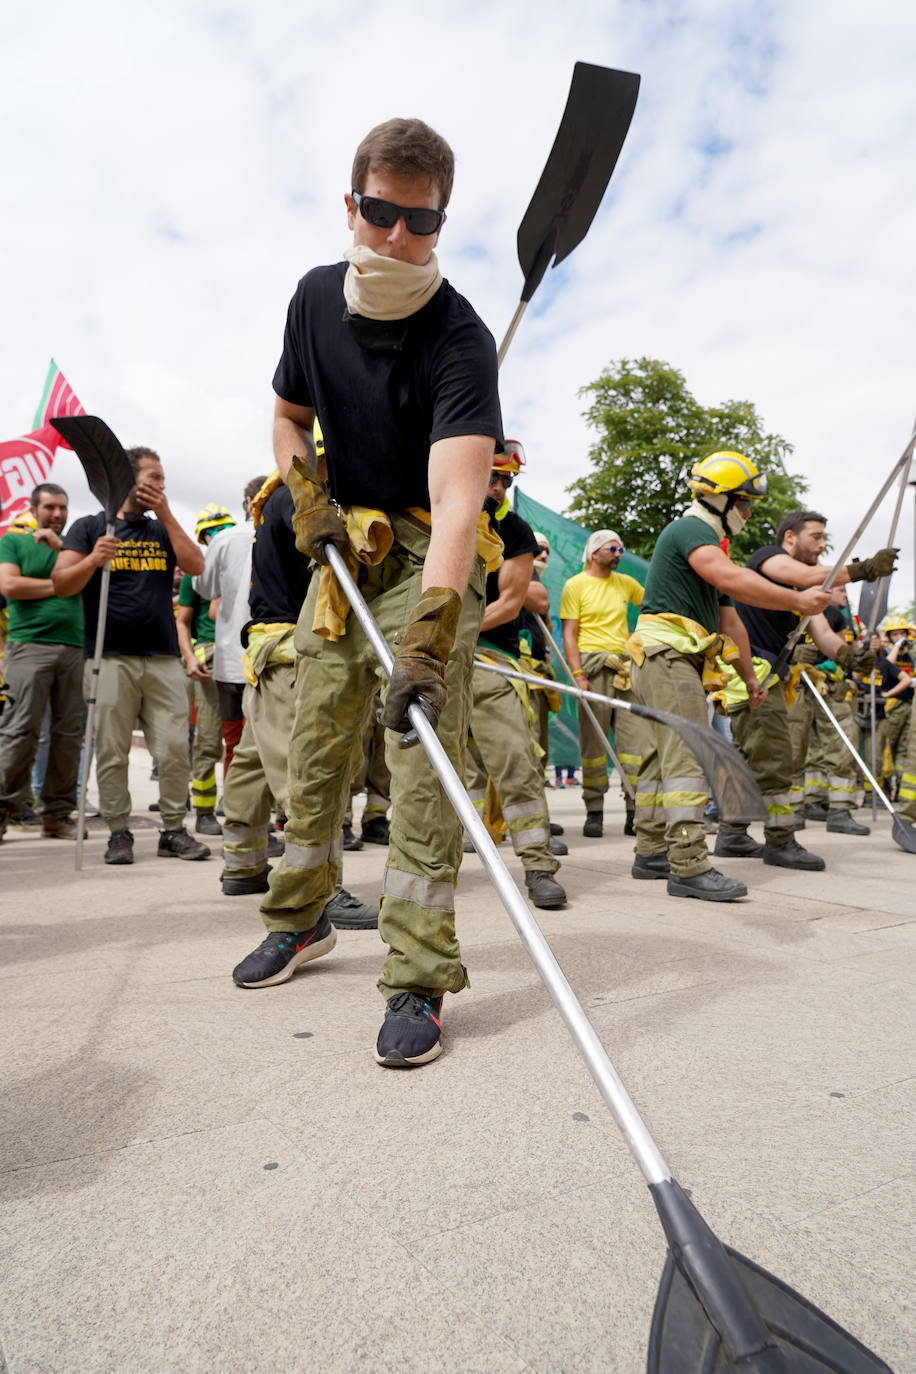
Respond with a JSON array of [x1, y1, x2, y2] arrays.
[[565, 357, 811, 561]]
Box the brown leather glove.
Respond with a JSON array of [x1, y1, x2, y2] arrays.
[[287, 455, 349, 565], [381, 587, 462, 746], [835, 642, 876, 673], [791, 642, 821, 666], [846, 547, 899, 582]]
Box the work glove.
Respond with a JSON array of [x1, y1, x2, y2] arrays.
[[791, 643, 821, 666], [846, 547, 899, 582], [380, 586, 462, 747], [835, 642, 876, 673], [287, 455, 349, 565]]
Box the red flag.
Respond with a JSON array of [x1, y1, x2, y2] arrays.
[[0, 426, 59, 536], [32, 358, 86, 448]]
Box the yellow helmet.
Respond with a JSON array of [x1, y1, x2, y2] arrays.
[[195, 503, 236, 543], [9, 510, 38, 532], [883, 617, 909, 637], [687, 451, 767, 500], [492, 438, 526, 475]]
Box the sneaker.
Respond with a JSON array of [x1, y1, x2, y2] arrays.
[[16, 807, 41, 829], [525, 870, 567, 909], [631, 852, 670, 880], [624, 810, 636, 837], [342, 824, 363, 851], [803, 802, 829, 822], [549, 821, 564, 836], [267, 830, 285, 858], [232, 912, 337, 988], [375, 991, 443, 1067], [195, 810, 222, 836], [667, 868, 747, 902], [158, 828, 210, 861], [222, 866, 272, 895], [583, 811, 603, 838], [762, 838, 825, 871], [105, 829, 134, 865], [825, 809, 870, 836], [565, 776, 581, 787], [324, 888, 378, 930], [360, 815, 390, 845], [549, 836, 568, 856], [42, 816, 86, 840], [714, 832, 765, 858]]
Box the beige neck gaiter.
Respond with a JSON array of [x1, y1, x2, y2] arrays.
[[342, 245, 442, 321], [685, 498, 727, 542]]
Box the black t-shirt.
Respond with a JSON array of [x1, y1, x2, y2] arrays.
[[273, 263, 503, 509], [63, 512, 179, 658], [882, 655, 914, 703], [733, 544, 799, 672], [246, 484, 312, 629], [480, 509, 540, 658]]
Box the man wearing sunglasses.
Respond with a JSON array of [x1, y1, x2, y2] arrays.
[[232, 117, 503, 1071], [560, 529, 645, 839]]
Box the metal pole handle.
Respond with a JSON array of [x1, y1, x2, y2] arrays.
[[324, 543, 671, 1186]]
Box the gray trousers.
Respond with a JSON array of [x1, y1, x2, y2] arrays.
[[0, 641, 85, 817]]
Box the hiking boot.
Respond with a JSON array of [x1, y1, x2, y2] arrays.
[[762, 838, 825, 871], [195, 810, 222, 836], [631, 852, 670, 880], [324, 888, 378, 930], [267, 830, 285, 857], [360, 815, 390, 845], [549, 821, 564, 836], [583, 811, 603, 838], [375, 992, 443, 1067], [222, 866, 272, 895], [232, 912, 337, 988], [342, 824, 363, 851], [42, 816, 86, 840], [105, 829, 134, 865], [803, 802, 829, 822], [826, 809, 870, 836], [549, 836, 568, 856], [525, 870, 567, 909], [158, 828, 211, 861], [624, 809, 636, 837], [714, 832, 765, 858], [667, 868, 747, 902]]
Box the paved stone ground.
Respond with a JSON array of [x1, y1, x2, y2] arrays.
[[1, 747, 913, 1372]]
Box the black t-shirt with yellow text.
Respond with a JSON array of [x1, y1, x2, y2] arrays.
[[63, 512, 179, 658]]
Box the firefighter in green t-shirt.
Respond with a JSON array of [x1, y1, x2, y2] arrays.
[[0, 484, 85, 840]]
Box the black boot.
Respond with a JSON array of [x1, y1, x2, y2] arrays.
[[666, 868, 747, 902], [714, 831, 764, 858], [762, 838, 825, 871]]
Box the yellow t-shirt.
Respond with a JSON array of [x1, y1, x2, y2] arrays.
[[559, 570, 644, 652]]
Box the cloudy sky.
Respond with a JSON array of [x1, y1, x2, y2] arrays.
[[2, 0, 915, 614]]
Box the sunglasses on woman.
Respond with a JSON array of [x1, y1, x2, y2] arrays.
[[351, 191, 445, 237]]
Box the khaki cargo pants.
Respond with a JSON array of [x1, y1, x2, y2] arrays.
[[221, 661, 295, 879], [718, 679, 794, 848], [799, 682, 858, 811], [629, 645, 708, 877], [577, 651, 644, 813], [188, 642, 223, 814], [260, 514, 485, 1002]]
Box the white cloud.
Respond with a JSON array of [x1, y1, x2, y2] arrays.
[[2, 0, 915, 610]]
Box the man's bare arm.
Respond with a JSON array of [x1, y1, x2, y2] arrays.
[[425, 434, 494, 594], [719, 604, 765, 707], [176, 604, 210, 679], [756, 552, 850, 589], [274, 397, 319, 481], [688, 543, 831, 617], [523, 578, 549, 615], [481, 554, 534, 631], [807, 613, 846, 658], [0, 563, 54, 600], [52, 538, 119, 597]]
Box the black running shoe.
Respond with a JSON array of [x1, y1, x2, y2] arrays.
[[232, 912, 337, 988], [324, 889, 378, 930], [158, 828, 210, 861], [105, 829, 134, 865], [375, 991, 443, 1067]]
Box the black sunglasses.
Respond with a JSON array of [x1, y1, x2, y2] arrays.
[[351, 190, 444, 237], [491, 472, 513, 488]]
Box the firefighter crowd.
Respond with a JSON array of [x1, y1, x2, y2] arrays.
[[2, 117, 913, 1070]]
